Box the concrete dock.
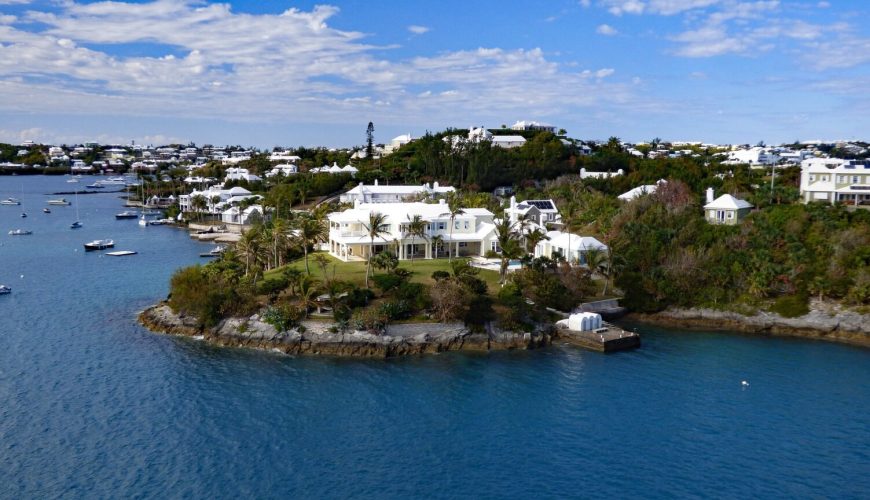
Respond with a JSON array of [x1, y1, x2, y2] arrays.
[[556, 322, 640, 352]]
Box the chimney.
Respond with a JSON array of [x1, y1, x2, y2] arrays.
[[374, 179, 379, 186], [706, 187, 714, 204], [510, 195, 517, 209], [433, 181, 439, 189], [439, 198, 446, 205]]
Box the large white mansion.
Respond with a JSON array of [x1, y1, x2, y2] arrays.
[[327, 200, 497, 261]]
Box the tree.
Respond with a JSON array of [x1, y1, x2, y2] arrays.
[[366, 121, 375, 159], [191, 194, 207, 221], [493, 217, 522, 284], [296, 275, 320, 318], [297, 216, 327, 275], [405, 214, 428, 265], [445, 193, 464, 261], [583, 246, 608, 295], [362, 212, 389, 287]]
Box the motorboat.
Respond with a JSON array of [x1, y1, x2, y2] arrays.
[[43, 208, 51, 214], [99, 177, 128, 185], [115, 211, 139, 219], [106, 250, 137, 256], [200, 245, 226, 258], [85, 183, 104, 189], [9, 229, 32, 235], [70, 221, 83, 229], [84, 239, 114, 251], [1, 198, 20, 206], [47, 198, 71, 206], [66, 178, 79, 183], [0, 285, 10, 295], [20, 212, 26, 218]]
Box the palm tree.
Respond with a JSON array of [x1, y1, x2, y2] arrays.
[[297, 216, 327, 275], [362, 212, 389, 287], [296, 275, 320, 319], [269, 218, 292, 268], [405, 214, 428, 265], [524, 227, 549, 255], [583, 246, 608, 295], [445, 193, 464, 261], [493, 217, 520, 284], [431, 234, 444, 259], [235, 227, 264, 279], [191, 194, 207, 221]]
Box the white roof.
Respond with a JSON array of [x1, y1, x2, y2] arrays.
[[492, 135, 526, 143], [704, 194, 753, 210], [343, 182, 455, 196], [618, 180, 666, 201], [545, 231, 608, 252], [329, 202, 491, 224]]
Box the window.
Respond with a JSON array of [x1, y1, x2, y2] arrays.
[[454, 221, 460, 230], [854, 176, 859, 184], [727, 212, 733, 219], [438, 222, 446, 230], [810, 175, 815, 181], [838, 176, 844, 183], [464, 221, 469, 229]]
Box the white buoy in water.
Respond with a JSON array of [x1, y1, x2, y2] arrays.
[[741, 380, 749, 387]]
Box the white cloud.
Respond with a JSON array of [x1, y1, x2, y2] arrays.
[[602, 0, 721, 16], [596, 24, 619, 35], [0, 0, 31, 5], [0, 1, 643, 128], [608, 1, 645, 15], [817, 1, 830, 7], [579, 0, 591, 7], [407, 25, 430, 35]]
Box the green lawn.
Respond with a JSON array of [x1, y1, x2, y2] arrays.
[[266, 252, 502, 292]]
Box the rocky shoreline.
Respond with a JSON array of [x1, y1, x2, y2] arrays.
[[139, 303, 551, 358], [628, 302, 870, 348]]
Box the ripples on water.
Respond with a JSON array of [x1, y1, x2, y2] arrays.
[[0, 177, 868, 498]]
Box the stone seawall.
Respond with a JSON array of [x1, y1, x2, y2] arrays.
[[629, 305, 870, 348], [139, 304, 551, 358]]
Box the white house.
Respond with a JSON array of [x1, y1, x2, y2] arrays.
[[504, 196, 561, 227], [580, 167, 623, 179], [724, 147, 780, 166], [224, 167, 262, 183], [511, 120, 556, 133], [265, 164, 298, 177], [327, 200, 497, 261], [268, 151, 301, 162], [310, 162, 358, 175], [618, 180, 666, 201], [534, 231, 608, 265], [70, 160, 92, 173], [180, 186, 259, 213], [222, 204, 264, 225], [703, 188, 753, 225], [339, 180, 455, 204], [382, 134, 413, 155], [800, 158, 870, 205], [491, 135, 527, 149]]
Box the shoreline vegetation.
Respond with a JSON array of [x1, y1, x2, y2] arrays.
[[629, 301, 870, 348], [139, 303, 551, 358]]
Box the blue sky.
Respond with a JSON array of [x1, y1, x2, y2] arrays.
[[0, 0, 867, 147]]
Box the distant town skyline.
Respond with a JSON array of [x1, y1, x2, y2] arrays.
[[0, 0, 868, 147]]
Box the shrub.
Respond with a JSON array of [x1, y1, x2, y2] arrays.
[[372, 273, 406, 292], [429, 279, 468, 323], [258, 277, 288, 302], [352, 308, 388, 333], [431, 270, 450, 281], [346, 287, 375, 308], [769, 294, 809, 318], [261, 304, 303, 332], [395, 282, 430, 311], [378, 299, 411, 320]]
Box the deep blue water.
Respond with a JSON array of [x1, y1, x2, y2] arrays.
[[1, 176, 868, 499]]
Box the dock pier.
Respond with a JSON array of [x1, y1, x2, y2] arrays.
[[556, 322, 641, 352]]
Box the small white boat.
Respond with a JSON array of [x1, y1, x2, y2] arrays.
[[9, 229, 32, 235], [115, 211, 138, 219], [84, 239, 114, 251], [0, 285, 11, 295], [66, 178, 79, 183], [106, 250, 137, 257], [200, 245, 226, 257], [47, 198, 71, 206], [43, 208, 51, 214], [20, 213, 26, 218], [70, 221, 83, 229], [1, 198, 20, 206], [85, 183, 104, 189]]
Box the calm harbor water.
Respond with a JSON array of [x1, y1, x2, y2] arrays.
[[1, 176, 868, 499]]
